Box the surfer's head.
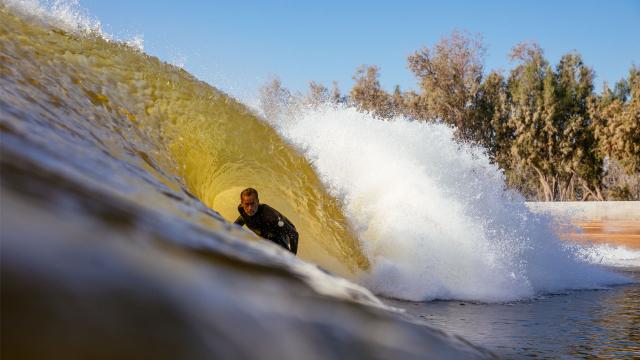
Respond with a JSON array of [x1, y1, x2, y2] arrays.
[[240, 188, 259, 216]]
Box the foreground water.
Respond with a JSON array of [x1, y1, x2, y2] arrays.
[[386, 268, 640, 359]]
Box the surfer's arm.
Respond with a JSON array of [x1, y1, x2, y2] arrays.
[[234, 216, 245, 226]]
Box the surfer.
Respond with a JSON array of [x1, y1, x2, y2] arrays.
[[234, 188, 299, 255]]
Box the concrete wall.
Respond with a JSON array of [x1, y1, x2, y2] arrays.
[[526, 201, 640, 221]]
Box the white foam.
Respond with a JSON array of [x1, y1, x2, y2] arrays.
[[3, 0, 144, 51], [4, 0, 102, 33], [270, 104, 630, 302], [575, 244, 640, 268], [125, 34, 145, 52]]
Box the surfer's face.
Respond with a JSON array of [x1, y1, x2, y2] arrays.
[[241, 194, 259, 216]]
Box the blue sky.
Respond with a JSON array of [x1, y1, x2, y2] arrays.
[[80, 0, 639, 100]]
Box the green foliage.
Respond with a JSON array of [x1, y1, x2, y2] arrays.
[[590, 66, 640, 199], [475, 71, 511, 167]]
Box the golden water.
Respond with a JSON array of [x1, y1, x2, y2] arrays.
[[0, 6, 368, 276]]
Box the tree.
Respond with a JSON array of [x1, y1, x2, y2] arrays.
[[390, 85, 405, 117], [506, 42, 568, 201], [507, 46, 605, 200], [259, 78, 293, 120], [350, 65, 393, 118], [475, 71, 511, 166], [306, 81, 330, 107], [553, 52, 602, 200], [407, 30, 486, 140], [399, 90, 431, 120], [590, 66, 640, 199], [330, 81, 347, 105]]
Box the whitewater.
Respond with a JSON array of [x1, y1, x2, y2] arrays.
[[265, 105, 631, 301]]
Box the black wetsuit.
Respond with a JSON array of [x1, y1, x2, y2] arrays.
[[234, 204, 298, 255]]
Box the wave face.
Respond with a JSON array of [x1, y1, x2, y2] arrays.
[[266, 105, 629, 301], [0, 0, 627, 310], [0, 3, 368, 277]]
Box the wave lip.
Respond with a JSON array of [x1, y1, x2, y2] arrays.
[[3, 0, 144, 50], [271, 104, 629, 302], [3, 0, 101, 33]]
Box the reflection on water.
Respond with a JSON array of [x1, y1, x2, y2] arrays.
[[386, 269, 639, 359], [560, 220, 640, 250]]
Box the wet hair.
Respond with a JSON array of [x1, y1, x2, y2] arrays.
[[240, 187, 259, 200]]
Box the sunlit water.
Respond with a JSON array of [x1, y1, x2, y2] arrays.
[[386, 268, 639, 359]]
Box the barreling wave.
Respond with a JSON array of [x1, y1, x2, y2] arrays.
[[0, 4, 369, 278], [0, 2, 629, 306]]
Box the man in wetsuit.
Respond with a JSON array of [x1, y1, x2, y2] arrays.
[[234, 188, 298, 255]]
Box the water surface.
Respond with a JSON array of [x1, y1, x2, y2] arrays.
[[386, 268, 639, 359]]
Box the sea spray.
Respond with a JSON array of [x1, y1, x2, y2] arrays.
[[268, 104, 628, 302], [2, 0, 144, 50], [3, 0, 102, 32], [575, 244, 640, 268]]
